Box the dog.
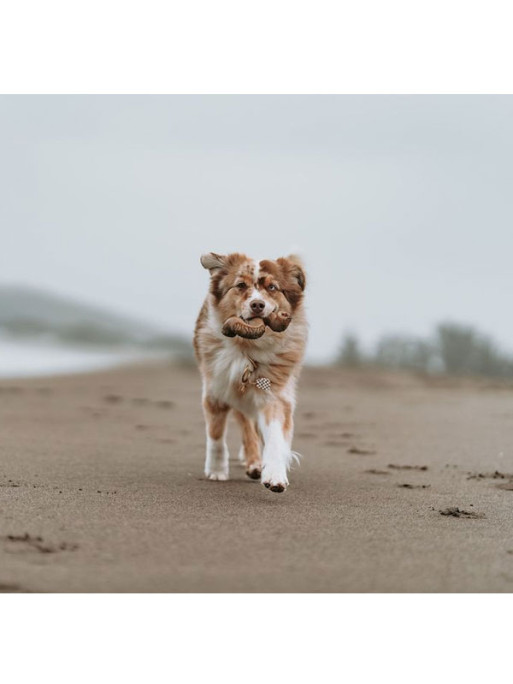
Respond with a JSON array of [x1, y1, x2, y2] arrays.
[[193, 252, 307, 492]]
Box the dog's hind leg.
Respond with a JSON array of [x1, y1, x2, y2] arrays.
[[233, 410, 262, 480], [203, 396, 231, 481]]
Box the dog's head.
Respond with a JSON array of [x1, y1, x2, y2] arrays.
[[200, 252, 306, 325]]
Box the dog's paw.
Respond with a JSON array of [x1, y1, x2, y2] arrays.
[[206, 470, 229, 481], [205, 444, 229, 481], [262, 468, 288, 493], [264, 482, 286, 492], [246, 463, 262, 480]]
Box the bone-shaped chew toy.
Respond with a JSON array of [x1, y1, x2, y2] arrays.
[[222, 317, 265, 339], [266, 310, 292, 332], [222, 311, 292, 339]]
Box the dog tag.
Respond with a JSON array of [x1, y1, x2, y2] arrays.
[[255, 377, 271, 392]]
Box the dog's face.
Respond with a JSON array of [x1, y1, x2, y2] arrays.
[[200, 252, 306, 324]]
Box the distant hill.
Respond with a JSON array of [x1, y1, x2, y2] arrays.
[[0, 285, 192, 358]]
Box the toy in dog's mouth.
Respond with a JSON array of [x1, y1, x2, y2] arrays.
[[222, 311, 292, 339]]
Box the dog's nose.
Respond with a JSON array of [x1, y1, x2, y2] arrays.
[[250, 299, 265, 314]]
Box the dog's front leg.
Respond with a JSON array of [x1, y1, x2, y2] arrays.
[[203, 396, 230, 481], [258, 400, 293, 493]]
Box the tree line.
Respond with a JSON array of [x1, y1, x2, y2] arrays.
[[337, 323, 513, 378]]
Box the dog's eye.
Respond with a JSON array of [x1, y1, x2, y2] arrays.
[[268, 284, 277, 291], [236, 282, 247, 290]]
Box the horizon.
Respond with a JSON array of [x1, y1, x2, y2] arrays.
[[2, 280, 513, 368]]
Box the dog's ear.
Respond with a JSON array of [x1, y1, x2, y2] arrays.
[[286, 254, 306, 291], [200, 253, 226, 273]]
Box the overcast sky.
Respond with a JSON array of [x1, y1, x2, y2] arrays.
[[1, 95, 512, 361]]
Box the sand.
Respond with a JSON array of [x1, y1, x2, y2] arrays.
[[1, 362, 513, 592]]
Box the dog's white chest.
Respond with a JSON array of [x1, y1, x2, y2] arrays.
[[208, 343, 271, 413], [211, 347, 246, 397]]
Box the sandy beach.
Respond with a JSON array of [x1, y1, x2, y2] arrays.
[[1, 361, 513, 592]]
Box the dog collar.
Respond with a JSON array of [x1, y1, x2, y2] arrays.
[[240, 355, 272, 393]]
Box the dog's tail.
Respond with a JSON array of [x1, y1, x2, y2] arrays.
[[289, 450, 302, 468]]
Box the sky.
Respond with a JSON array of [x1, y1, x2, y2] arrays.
[[1, 95, 513, 362]]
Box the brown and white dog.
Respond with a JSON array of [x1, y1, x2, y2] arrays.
[[194, 252, 307, 493]]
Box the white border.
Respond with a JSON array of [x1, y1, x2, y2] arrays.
[[1, 0, 512, 93], [1, 594, 511, 683]]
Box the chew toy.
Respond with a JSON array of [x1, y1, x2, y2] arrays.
[[222, 310, 292, 339], [222, 317, 266, 339], [265, 310, 291, 332]]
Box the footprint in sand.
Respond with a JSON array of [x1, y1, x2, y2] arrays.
[[0, 582, 28, 593], [155, 400, 174, 409], [467, 470, 513, 481], [3, 533, 79, 554], [439, 507, 486, 519], [104, 394, 123, 404], [388, 464, 428, 471]]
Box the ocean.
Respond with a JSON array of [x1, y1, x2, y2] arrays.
[[0, 340, 158, 379]]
